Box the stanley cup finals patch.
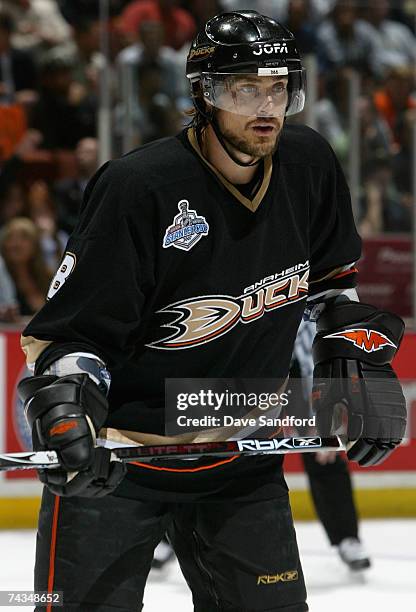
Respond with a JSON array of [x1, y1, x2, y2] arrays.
[[163, 200, 209, 251]]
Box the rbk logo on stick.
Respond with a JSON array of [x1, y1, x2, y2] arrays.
[[324, 329, 397, 353]]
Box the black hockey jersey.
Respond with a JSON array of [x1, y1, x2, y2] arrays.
[[22, 124, 361, 501]]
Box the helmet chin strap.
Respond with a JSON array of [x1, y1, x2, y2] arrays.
[[210, 115, 261, 168], [195, 96, 261, 168]]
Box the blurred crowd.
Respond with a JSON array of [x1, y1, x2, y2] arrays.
[[0, 0, 415, 322]]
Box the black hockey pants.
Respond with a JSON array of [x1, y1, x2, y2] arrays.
[[34, 488, 308, 612]]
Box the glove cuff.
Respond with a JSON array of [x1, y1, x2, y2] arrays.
[[313, 302, 404, 367], [22, 374, 108, 432]]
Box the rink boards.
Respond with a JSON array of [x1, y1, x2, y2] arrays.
[[0, 328, 415, 528]]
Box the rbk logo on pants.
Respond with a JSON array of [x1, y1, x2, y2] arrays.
[[257, 570, 299, 585]]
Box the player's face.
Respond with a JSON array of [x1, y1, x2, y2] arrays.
[[217, 108, 285, 159], [214, 76, 288, 160]]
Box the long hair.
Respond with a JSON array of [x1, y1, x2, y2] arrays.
[[0, 217, 52, 296], [183, 82, 209, 132]]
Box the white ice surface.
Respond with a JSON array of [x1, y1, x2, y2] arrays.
[[1, 519, 415, 611]]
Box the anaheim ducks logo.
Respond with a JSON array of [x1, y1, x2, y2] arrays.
[[324, 329, 396, 353], [149, 298, 241, 349], [147, 266, 309, 350], [188, 45, 216, 60]]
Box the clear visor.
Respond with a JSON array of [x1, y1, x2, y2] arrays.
[[201, 70, 291, 118]]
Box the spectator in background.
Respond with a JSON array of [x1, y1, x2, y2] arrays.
[[0, 11, 38, 103], [70, 18, 101, 96], [221, 0, 335, 24], [0, 217, 52, 317], [70, 17, 122, 119], [315, 68, 351, 168], [53, 137, 98, 234], [115, 60, 182, 147], [27, 180, 68, 270], [316, 0, 382, 77], [0, 182, 27, 226], [181, 0, 224, 31], [0, 1, 29, 20], [315, 68, 392, 177], [1, 0, 72, 56], [389, 0, 416, 33], [56, 0, 130, 26], [118, 20, 188, 106], [308, 0, 336, 22], [392, 108, 416, 207], [284, 0, 317, 55], [360, 156, 411, 236], [221, 1, 286, 21], [0, 252, 18, 322], [29, 51, 96, 149], [120, 0, 196, 50], [359, 95, 392, 176], [141, 92, 182, 143], [374, 64, 416, 147], [0, 1, 33, 29], [360, 0, 416, 71], [118, 19, 169, 66], [0, 129, 42, 205]]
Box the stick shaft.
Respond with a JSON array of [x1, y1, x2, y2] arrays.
[[0, 436, 344, 472]]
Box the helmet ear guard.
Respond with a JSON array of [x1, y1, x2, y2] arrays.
[[189, 79, 213, 125], [286, 68, 306, 116]]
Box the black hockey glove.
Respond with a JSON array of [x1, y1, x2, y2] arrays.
[[312, 301, 407, 467], [18, 374, 126, 497]]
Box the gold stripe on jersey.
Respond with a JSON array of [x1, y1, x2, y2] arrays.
[[309, 263, 356, 285], [20, 335, 52, 368], [187, 128, 273, 213]]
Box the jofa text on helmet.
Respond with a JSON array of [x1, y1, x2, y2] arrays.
[[253, 43, 288, 56]]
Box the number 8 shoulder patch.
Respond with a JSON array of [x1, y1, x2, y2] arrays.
[[47, 252, 77, 300]]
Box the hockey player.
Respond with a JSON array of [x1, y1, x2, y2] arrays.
[[18, 11, 406, 612]]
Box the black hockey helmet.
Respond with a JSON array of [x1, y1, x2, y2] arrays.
[[186, 11, 306, 119]]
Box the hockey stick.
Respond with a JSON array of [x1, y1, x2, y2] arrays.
[[0, 435, 345, 472]]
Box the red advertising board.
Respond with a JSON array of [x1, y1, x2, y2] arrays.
[[3, 330, 34, 479], [358, 236, 413, 319], [2, 328, 415, 479]]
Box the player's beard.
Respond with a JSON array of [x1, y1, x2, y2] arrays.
[[218, 115, 284, 159]]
